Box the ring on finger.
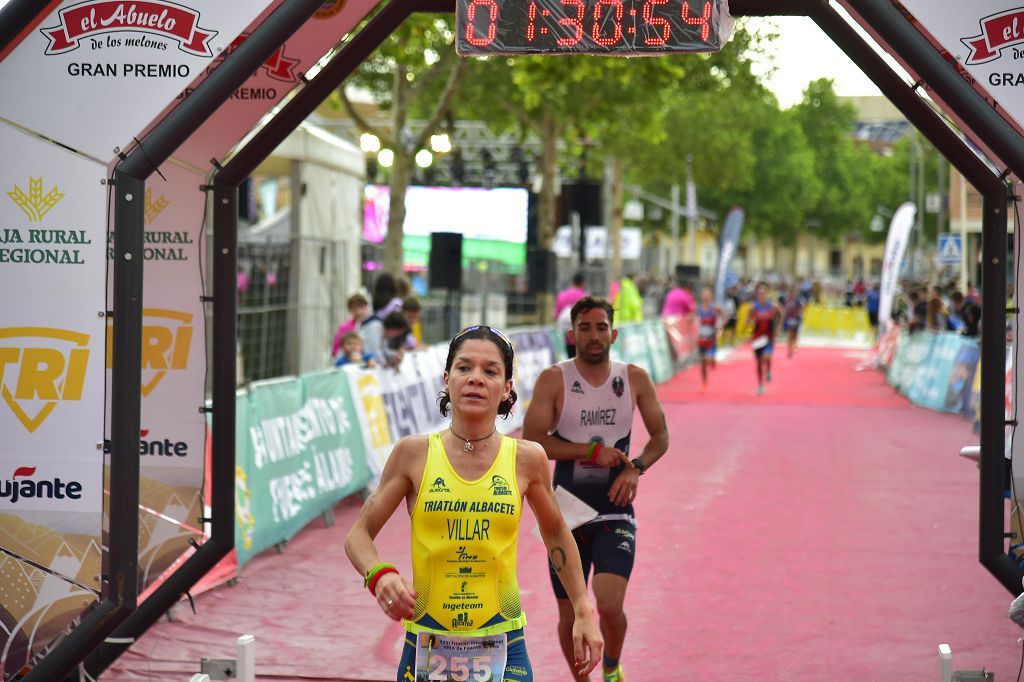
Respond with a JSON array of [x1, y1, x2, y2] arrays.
[[386, 598, 394, 607]]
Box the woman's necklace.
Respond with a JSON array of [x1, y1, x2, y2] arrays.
[[449, 425, 496, 452]]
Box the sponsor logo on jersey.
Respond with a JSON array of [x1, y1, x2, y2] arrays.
[[488, 474, 512, 496], [612, 376, 625, 398], [429, 476, 450, 493], [571, 380, 585, 395]]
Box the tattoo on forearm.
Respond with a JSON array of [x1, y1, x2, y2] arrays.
[[550, 546, 567, 573]]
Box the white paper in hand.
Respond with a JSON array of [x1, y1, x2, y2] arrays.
[[532, 486, 599, 542]]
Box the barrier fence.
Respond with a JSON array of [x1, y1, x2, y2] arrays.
[[875, 326, 1010, 455], [182, 318, 698, 585]]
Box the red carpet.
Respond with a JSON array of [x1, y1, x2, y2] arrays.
[[106, 346, 1022, 681]]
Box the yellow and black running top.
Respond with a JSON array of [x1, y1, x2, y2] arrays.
[[405, 432, 527, 637]]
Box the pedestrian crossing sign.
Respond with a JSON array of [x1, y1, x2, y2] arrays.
[[938, 233, 962, 264]]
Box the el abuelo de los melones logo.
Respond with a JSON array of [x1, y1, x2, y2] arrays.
[[42, 1, 217, 56]]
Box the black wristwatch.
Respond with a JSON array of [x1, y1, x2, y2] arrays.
[[630, 458, 647, 475]]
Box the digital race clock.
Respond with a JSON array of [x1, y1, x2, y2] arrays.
[[456, 0, 734, 56]]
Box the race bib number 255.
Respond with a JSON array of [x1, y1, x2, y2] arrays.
[[414, 631, 507, 681]]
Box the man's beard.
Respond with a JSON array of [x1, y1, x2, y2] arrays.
[[579, 343, 610, 364]]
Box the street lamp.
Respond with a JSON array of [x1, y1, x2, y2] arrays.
[[360, 133, 381, 154], [415, 149, 434, 168], [377, 148, 394, 168], [430, 134, 452, 154]]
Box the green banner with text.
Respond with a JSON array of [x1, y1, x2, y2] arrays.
[[235, 370, 371, 567]]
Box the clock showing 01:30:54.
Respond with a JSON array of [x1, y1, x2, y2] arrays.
[[456, 0, 735, 56]]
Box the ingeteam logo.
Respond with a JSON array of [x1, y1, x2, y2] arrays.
[[41, 1, 218, 56], [106, 308, 192, 396], [1, 466, 83, 504], [0, 328, 90, 433], [7, 177, 64, 222]]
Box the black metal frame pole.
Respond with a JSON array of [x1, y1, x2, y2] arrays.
[[0, 0, 58, 56], [83, 1, 327, 676], [979, 188, 1019, 594], [22, 173, 145, 682], [844, 0, 1024, 181]]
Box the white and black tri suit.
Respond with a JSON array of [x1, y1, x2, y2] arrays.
[[548, 359, 637, 597]]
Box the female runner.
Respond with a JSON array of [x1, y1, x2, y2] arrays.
[[345, 325, 603, 682]]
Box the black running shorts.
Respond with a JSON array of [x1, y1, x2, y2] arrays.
[[549, 519, 636, 599]]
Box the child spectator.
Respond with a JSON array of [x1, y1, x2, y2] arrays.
[[334, 332, 376, 368], [402, 297, 425, 350], [331, 293, 370, 358]]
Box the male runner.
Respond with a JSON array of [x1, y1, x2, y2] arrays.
[[523, 295, 669, 682], [696, 287, 724, 390]]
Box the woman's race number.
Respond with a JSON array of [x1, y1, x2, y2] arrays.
[[415, 632, 508, 681]]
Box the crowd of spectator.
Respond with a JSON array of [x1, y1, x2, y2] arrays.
[[331, 273, 425, 370]]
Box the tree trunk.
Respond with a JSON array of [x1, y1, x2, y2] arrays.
[[535, 112, 560, 322], [608, 156, 625, 283], [384, 150, 412, 276]]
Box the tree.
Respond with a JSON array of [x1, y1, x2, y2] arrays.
[[792, 79, 881, 241], [333, 14, 468, 275]]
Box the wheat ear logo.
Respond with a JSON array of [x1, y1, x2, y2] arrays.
[[7, 178, 64, 222], [144, 188, 170, 225], [0, 328, 90, 433]]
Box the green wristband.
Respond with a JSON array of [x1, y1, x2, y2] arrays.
[[364, 561, 395, 585]]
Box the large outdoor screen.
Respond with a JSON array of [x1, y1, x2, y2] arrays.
[[363, 185, 529, 271]]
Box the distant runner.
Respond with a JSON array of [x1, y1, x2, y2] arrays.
[[696, 287, 724, 391], [746, 283, 783, 395], [782, 285, 804, 358]]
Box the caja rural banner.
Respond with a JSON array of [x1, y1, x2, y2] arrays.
[[0, 122, 109, 676], [103, 161, 209, 590], [235, 370, 371, 567]]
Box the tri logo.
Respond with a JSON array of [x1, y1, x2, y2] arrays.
[[0, 327, 90, 433], [106, 308, 193, 396]]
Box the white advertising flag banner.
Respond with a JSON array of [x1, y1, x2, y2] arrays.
[[0, 0, 280, 160], [879, 202, 916, 332]]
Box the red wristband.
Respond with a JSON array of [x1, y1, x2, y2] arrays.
[[368, 566, 399, 596], [587, 442, 601, 464]]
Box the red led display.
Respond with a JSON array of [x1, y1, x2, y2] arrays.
[[457, 0, 730, 56]]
